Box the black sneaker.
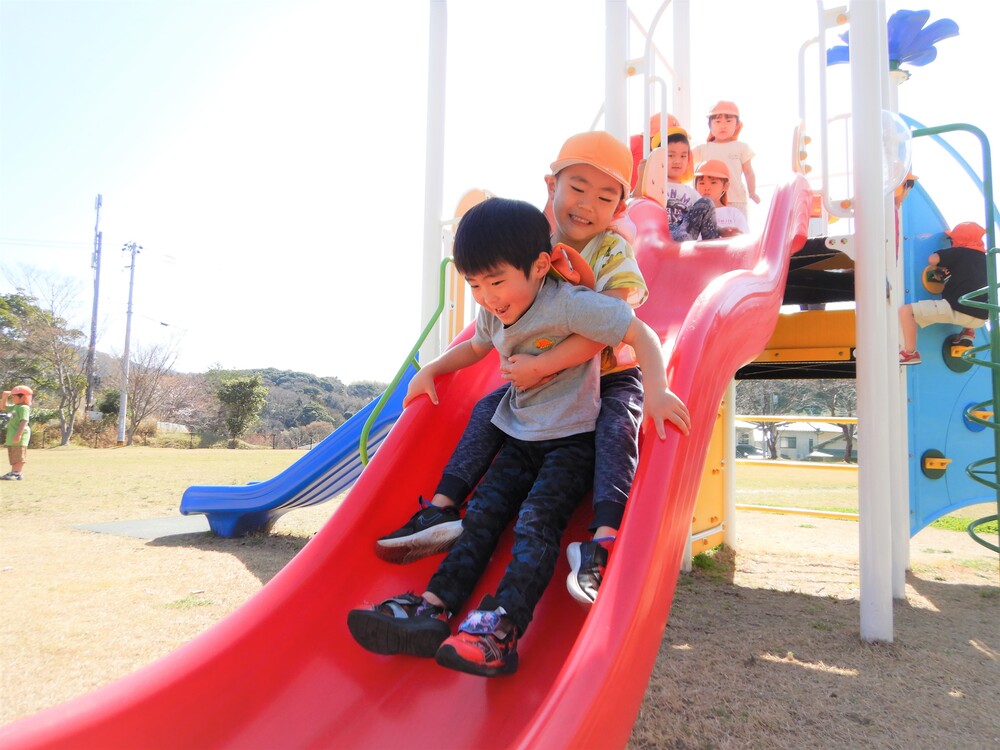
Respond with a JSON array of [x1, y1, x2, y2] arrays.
[[375, 498, 463, 564], [0, 472, 21, 481], [566, 537, 613, 605], [434, 595, 518, 677], [347, 592, 451, 657]]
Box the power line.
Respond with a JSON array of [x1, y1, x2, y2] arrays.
[[0, 237, 90, 250]]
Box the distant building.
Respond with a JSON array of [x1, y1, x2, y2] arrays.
[[735, 419, 856, 462]]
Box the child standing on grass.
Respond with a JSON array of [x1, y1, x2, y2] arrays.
[[1, 385, 33, 481], [899, 221, 989, 365], [348, 198, 689, 677], [692, 100, 759, 218], [376, 131, 667, 605]]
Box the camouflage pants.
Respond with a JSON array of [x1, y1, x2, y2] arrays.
[[670, 196, 720, 241], [426, 432, 595, 634], [437, 369, 642, 533]]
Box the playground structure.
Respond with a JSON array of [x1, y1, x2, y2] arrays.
[[2, 2, 997, 749]]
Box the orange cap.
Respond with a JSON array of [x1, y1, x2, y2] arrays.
[[550, 131, 633, 199], [708, 100, 740, 118], [946, 221, 987, 252], [694, 159, 730, 181], [9, 385, 32, 405]]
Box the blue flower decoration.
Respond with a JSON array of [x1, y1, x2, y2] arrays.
[[827, 9, 959, 69]]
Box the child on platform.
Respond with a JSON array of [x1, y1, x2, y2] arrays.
[[694, 159, 749, 237], [348, 197, 689, 677], [377, 131, 678, 606], [899, 221, 989, 365], [692, 100, 759, 218], [663, 129, 720, 242]]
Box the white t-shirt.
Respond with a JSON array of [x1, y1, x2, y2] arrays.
[[715, 205, 749, 234]]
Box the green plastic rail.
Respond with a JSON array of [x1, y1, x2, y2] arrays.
[[358, 257, 454, 466], [912, 123, 999, 554]]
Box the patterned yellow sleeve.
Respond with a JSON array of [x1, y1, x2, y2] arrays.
[[586, 232, 649, 307]]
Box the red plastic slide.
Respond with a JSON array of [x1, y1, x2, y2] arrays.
[[0, 178, 810, 750]]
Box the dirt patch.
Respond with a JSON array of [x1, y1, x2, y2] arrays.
[[629, 512, 998, 749]]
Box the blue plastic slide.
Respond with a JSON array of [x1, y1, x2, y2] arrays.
[[179, 365, 415, 536]]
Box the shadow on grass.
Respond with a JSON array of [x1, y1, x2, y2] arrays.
[[147, 531, 312, 584]]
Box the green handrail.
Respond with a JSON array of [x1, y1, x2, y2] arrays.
[[358, 257, 454, 466], [911, 123, 999, 554]]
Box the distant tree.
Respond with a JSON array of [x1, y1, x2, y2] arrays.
[[158, 373, 216, 433], [806, 380, 858, 463], [298, 403, 333, 425], [1, 274, 87, 445], [117, 342, 179, 444], [217, 374, 268, 448], [347, 380, 384, 400]]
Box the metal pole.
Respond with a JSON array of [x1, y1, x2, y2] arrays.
[[604, 0, 628, 141], [84, 194, 102, 411], [849, 0, 894, 642], [116, 242, 141, 446], [419, 0, 447, 365]]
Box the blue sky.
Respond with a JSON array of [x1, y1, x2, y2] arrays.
[[1, 0, 995, 383]]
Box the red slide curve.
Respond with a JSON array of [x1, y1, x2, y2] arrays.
[[0, 178, 810, 750]]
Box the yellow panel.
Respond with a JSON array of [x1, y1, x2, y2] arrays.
[[691, 530, 725, 553], [755, 346, 854, 363], [766, 309, 855, 347], [692, 407, 725, 537]]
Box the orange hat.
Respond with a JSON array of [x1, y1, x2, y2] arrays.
[[10, 385, 32, 405], [708, 100, 740, 118], [706, 100, 742, 142], [694, 159, 730, 181], [550, 131, 633, 199], [648, 112, 682, 148], [946, 221, 987, 252]]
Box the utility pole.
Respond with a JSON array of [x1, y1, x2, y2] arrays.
[[84, 194, 102, 411], [116, 241, 141, 446]]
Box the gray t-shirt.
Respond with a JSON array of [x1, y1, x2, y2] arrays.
[[471, 277, 634, 441]]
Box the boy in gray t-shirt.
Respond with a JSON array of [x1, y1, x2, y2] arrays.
[[348, 198, 689, 677]]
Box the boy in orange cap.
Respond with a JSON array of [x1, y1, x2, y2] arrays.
[[376, 131, 680, 606], [899, 221, 989, 365], [692, 100, 759, 219], [1, 385, 33, 480]]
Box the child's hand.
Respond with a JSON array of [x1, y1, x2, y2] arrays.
[[501, 354, 556, 390], [750, 191, 761, 204], [642, 387, 690, 440], [403, 368, 439, 408]]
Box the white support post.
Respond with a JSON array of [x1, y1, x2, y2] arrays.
[[671, 0, 692, 130], [881, 3, 911, 599], [604, 0, 628, 141], [849, 0, 894, 642], [419, 0, 447, 365]]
